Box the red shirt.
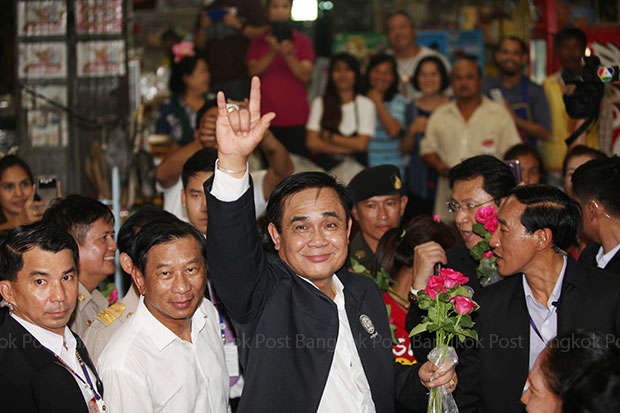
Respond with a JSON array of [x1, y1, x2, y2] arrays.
[[383, 292, 417, 365], [246, 29, 315, 127]]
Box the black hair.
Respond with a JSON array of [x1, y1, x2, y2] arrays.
[[321, 53, 363, 132], [555, 27, 587, 49], [542, 330, 620, 413], [411, 55, 450, 93], [372, 214, 457, 279], [0, 221, 79, 282], [498, 35, 528, 54], [181, 148, 218, 189], [267, 172, 355, 233], [168, 54, 205, 96], [385, 9, 414, 31], [117, 205, 176, 255], [572, 156, 620, 216], [508, 184, 582, 251], [194, 99, 218, 130], [562, 144, 606, 177], [504, 143, 546, 184], [130, 218, 207, 276], [449, 155, 517, 204], [0, 155, 35, 223], [42, 194, 114, 245], [364, 53, 399, 102]]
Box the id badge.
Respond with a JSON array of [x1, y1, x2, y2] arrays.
[[224, 342, 240, 377]]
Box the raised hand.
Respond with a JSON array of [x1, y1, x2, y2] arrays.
[[215, 76, 275, 175]]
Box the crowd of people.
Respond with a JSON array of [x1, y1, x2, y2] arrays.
[[0, 2, 619, 412]]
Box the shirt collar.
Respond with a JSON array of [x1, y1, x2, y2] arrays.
[[78, 282, 93, 303], [522, 255, 567, 309], [136, 296, 208, 351], [10, 312, 75, 355], [596, 243, 620, 269]]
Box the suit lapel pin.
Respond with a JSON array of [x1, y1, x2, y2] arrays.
[[359, 314, 378, 339]]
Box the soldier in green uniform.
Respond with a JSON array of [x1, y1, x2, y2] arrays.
[[347, 165, 408, 271]]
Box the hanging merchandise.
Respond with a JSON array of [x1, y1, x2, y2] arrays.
[[18, 42, 67, 79], [77, 40, 126, 77], [17, 1, 67, 37], [75, 0, 123, 34]]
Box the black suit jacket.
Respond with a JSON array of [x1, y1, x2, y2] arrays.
[[0, 309, 103, 413], [205, 178, 427, 413], [456, 256, 620, 413], [579, 242, 620, 275]]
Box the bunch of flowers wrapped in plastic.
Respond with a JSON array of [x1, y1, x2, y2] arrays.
[[410, 268, 479, 413], [469, 205, 502, 287]]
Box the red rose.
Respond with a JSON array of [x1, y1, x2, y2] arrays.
[[475, 205, 497, 224], [440, 268, 469, 288], [451, 296, 476, 315], [483, 251, 494, 259], [428, 275, 445, 291], [423, 286, 438, 300]]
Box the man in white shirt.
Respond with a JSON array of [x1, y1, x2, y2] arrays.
[[97, 218, 229, 412], [205, 77, 456, 412], [0, 221, 106, 412], [385, 9, 450, 101], [456, 185, 620, 413], [572, 155, 620, 275], [420, 58, 521, 222]]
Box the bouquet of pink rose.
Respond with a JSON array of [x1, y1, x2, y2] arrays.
[[410, 268, 479, 413], [469, 206, 503, 287]]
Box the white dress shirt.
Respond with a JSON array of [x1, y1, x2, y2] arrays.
[[596, 243, 620, 269], [12, 314, 106, 411], [211, 163, 376, 412], [523, 255, 567, 371], [97, 297, 230, 412]]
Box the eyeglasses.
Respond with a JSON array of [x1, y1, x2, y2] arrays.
[[445, 198, 495, 213]]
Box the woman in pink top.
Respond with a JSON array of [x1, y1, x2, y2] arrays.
[[246, 0, 315, 159]]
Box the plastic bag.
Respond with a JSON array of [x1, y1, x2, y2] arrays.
[[427, 345, 459, 413]]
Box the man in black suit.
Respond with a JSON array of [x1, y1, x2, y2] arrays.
[[456, 185, 620, 413], [0, 222, 105, 412], [572, 155, 620, 275], [205, 77, 456, 412]]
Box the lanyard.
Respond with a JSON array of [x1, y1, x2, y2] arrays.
[[219, 313, 227, 345], [45, 346, 102, 401], [528, 314, 545, 344]]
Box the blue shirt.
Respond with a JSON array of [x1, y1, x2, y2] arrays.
[[367, 93, 406, 174]]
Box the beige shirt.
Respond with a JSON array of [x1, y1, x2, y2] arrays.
[[70, 283, 110, 338], [82, 286, 141, 361], [420, 96, 521, 222]]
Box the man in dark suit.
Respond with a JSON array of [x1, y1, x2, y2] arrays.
[[572, 155, 620, 275], [456, 185, 620, 413], [205, 77, 456, 412], [0, 222, 105, 412]]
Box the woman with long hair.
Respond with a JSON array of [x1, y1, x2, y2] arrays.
[[401, 56, 450, 218], [364, 53, 407, 175], [0, 155, 45, 231], [306, 52, 376, 183]]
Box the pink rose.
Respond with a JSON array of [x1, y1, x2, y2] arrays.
[[475, 205, 497, 224], [107, 288, 118, 304], [451, 296, 476, 315], [428, 275, 445, 291], [483, 251, 494, 259], [423, 286, 438, 300], [439, 268, 469, 288], [484, 219, 498, 233]]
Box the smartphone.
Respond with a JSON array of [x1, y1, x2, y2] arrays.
[[505, 160, 522, 184], [36, 175, 59, 209], [271, 22, 292, 42]]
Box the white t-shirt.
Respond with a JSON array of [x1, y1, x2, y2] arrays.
[[306, 95, 376, 137], [388, 46, 451, 101]]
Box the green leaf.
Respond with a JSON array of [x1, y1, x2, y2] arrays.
[[409, 321, 430, 337], [459, 315, 475, 328], [472, 222, 487, 237], [438, 292, 451, 303], [427, 323, 440, 333], [428, 307, 437, 321], [461, 328, 479, 341], [470, 240, 490, 260]]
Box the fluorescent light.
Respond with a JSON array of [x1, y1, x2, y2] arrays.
[[292, 0, 318, 21]]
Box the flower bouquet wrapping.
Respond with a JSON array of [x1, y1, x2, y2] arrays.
[[469, 206, 503, 287], [409, 268, 479, 413]]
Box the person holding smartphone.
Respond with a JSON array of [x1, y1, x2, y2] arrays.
[[246, 0, 315, 163]]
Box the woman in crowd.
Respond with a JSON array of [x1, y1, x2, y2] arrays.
[[155, 41, 210, 148], [562, 145, 606, 258], [522, 330, 620, 412], [0, 155, 44, 231], [306, 52, 376, 183], [504, 143, 546, 185], [364, 53, 406, 174], [246, 0, 315, 163], [400, 56, 450, 218], [372, 215, 457, 365]]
